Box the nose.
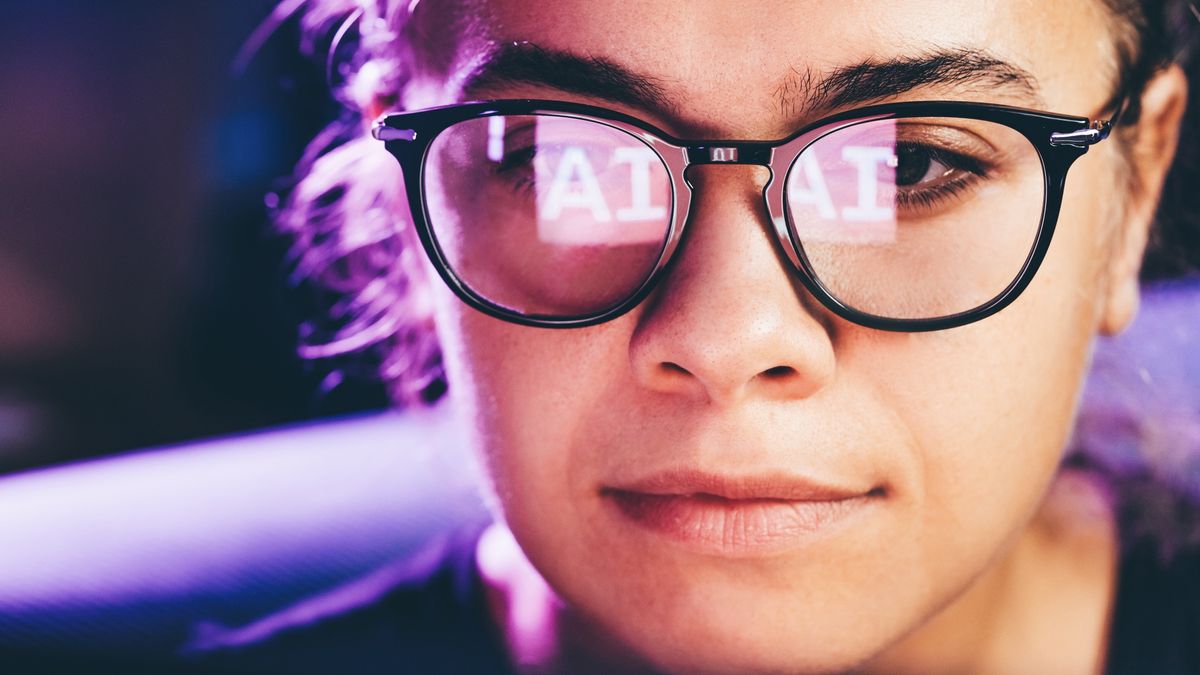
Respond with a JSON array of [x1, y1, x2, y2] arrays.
[[628, 165, 837, 407]]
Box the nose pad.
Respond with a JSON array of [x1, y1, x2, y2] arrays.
[[629, 165, 837, 406], [767, 201, 806, 273]]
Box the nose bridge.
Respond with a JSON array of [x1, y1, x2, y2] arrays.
[[676, 162, 827, 326], [629, 162, 836, 406], [680, 142, 801, 270]]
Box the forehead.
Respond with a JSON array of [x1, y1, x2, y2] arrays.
[[412, 0, 1114, 136]]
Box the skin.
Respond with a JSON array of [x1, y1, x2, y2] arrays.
[[386, 1, 1188, 672]]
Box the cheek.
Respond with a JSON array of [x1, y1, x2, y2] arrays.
[[869, 156, 1115, 571], [432, 288, 624, 524]]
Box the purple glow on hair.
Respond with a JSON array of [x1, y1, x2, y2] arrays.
[[273, 0, 441, 405]]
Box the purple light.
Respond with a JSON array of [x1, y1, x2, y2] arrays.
[[0, 404, 483, 609]]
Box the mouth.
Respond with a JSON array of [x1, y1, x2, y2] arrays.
[[600, 470, 883, 557]]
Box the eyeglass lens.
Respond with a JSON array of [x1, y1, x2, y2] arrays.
[[423, 113, 1045, 321], [787, 118, 1043, 320]]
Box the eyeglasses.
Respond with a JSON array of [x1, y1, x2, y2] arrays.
[[373, 98, 1119, 331]]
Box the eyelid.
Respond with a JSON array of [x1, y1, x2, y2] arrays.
[[500, 120, 536, 145], [892, 121, 1002, 156], [896, 133, 1003, 179]]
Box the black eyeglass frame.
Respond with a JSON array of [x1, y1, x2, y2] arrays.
[[374, 98, 1117, 332]]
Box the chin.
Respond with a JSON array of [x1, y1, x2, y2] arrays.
[[559, 564, 909, 675]]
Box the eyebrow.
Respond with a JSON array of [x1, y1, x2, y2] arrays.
[[460, 42, 1044, 125], [798, 49, 1044, 115], [461, 43, 676, 114]]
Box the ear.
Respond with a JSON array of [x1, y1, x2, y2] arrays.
[[1100, 64, 1189, 335]]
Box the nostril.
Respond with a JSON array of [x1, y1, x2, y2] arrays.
[[661, 362, 691, 376], [761, 366, 796, 379]]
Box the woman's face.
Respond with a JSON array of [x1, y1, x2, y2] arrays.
[[403, 1, 1143, 671]]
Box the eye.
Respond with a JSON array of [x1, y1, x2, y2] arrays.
[[495, 144, 538, 174], [893, 143, 982, 189]]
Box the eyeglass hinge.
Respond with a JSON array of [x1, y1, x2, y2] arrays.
[[373, 123, 417, 142], [1049, 121, 1112, 148]]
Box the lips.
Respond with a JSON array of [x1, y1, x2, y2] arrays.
[[601, 469, 879, 556]]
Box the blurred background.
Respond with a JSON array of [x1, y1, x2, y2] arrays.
[[0, 0, 388, 475]]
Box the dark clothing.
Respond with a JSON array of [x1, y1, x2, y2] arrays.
[[182, 520, 513, 675], [1105, 533, 1200, 673]]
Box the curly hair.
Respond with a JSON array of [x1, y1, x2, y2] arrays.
[[272, 0, 1199, 406], [272, 1, 438, 405]]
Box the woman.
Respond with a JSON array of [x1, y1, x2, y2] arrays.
[[201, 0, 1198, 673]]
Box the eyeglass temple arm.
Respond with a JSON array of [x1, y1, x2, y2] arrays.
[[1048, 92, 1130, 148]]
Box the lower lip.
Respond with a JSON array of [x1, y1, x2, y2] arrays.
[[604, 491, 875, 556]]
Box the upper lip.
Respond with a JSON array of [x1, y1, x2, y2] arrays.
[[604, 469, 871, 502]]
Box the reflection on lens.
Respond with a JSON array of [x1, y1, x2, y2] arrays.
[[784, 117, 1044, 320], [424, 114, 673, 317]]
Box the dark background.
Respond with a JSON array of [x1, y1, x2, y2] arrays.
[[0, 1, 386, 475]]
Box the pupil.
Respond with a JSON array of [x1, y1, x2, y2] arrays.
[[894, 145, 932, 187]]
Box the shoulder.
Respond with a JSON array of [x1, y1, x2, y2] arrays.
[[180, 521, 512, 675]]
